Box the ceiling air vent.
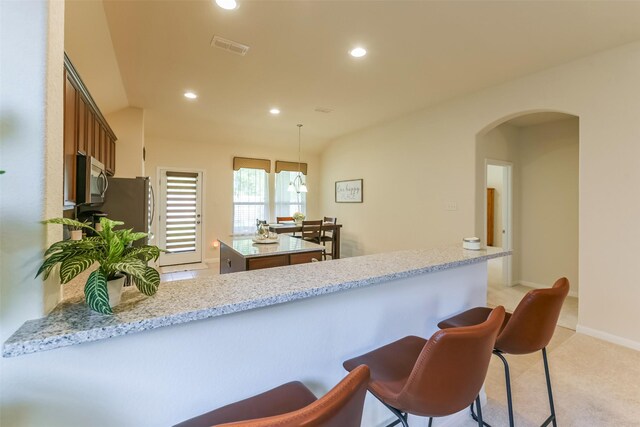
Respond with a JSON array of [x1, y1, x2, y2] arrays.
[[314, 107, 334, 114], [211, 35, 250, 56]]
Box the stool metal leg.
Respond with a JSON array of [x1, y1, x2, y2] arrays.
[[475, 396, 484, 427], [428, 418, 433, 427], [541, 347, 558, 427], [494, 350, 515, 427], [374, 395, 409, 427], [470, 401, 492, 427]]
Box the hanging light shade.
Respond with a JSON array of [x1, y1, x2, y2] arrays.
[[288, 124, 308, 193]]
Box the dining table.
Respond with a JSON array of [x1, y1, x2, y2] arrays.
[[269, 222, 343, 259]]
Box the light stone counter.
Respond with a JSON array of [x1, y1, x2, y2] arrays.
[[3, 245, 510, 357]]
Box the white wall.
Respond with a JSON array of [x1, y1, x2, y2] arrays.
[[145, 137, 320, 261], [106, 107, 145, 178], [320, 41, 640, 346], [518, 119, 579, 293], [0, 0, 63, 341], [487, 165, 504, 248], [0, 0, 64, 423]]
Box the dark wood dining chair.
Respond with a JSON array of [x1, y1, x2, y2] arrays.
[[276, 217, 296, 236], [276, 216, 295, 223], [438, 278, 570, 427], [344, 306, 506, 427], [174, 365, 370, 427], [298, 220, 323, 245], [321, 217, 337, 260]]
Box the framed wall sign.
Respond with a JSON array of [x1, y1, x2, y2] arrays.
[[335, 179, 363, 203]]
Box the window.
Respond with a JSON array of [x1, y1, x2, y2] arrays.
[[275, 171, 306, 217], [233, 168, 269, 234]]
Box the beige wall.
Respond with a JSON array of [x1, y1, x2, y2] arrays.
[[320, 41, 640, 347], [106, 107, 145, 178], [145, 137, 320, 261], [64, 0, 127, 114], [519, 119, 579, 294]]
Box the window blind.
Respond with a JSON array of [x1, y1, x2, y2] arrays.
[[275, 171, 306, 217], [233, 168, 269, 234], [164, 171, 198, 253]]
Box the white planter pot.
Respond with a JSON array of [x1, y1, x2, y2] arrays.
[[70, 230, 83, 241], [107, 276, 125, 308]]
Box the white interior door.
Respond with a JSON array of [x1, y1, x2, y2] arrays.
[[158, 169, 203, 266]]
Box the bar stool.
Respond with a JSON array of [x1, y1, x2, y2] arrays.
[[174, 365, 370, 427], [438, 277, 570, 427], [343, 306, 505, 427]]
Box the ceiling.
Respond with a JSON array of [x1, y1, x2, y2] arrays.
[[94, 0, 640, 152], [507, 112, 576, 128]]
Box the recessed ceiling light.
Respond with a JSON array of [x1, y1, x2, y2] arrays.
[[269, 108, 281, 115], [349, 47, 367, 58], [215, 0, 237, 10], [184, 91, 198, 99]]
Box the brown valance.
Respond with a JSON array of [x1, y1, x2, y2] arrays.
[[233, 157, 271, 173], [275, 160, 308, 175]]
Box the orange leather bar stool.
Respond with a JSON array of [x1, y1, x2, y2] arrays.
[[174, 365, 369, 427], [438, 278, 570, 427], [343, 306, 505, 427]]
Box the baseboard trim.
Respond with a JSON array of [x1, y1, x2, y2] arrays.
[[518, 280, 579, 298], [576, 324, 640, 351]]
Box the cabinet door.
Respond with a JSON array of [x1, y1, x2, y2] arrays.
[[86, 110, 93, 156], [93, 115, 100, 158], [77, 97, 87, 155], [107, 138, 116, 175], [105, 135, 112, 175], [63, 74, 78, 205], [99, 127, 107, 165]]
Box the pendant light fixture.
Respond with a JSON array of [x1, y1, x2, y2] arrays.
[[288, 124, 308, 193]]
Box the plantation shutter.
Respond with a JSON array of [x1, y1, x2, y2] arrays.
[[164, 171, 199, 253]]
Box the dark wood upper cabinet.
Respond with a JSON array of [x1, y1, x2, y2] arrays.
[[63, 73, 78, 206], [76, 97, 87, 155], [63, 53, 118, 209]]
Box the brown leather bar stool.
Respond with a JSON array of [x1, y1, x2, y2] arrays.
[[438, 277, 570, 427], [174, 365, 369, 427], [343, 306, 505, 427]]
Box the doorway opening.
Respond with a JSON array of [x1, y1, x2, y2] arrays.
[[476, 111, 579, 330], [485, 161, 512, 288]]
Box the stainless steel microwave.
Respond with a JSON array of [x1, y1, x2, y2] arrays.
[[77, 155, 108, 205]]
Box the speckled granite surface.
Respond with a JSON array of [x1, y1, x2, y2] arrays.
[[3, 246, 510, 357]]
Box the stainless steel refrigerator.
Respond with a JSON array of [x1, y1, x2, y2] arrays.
[[100, 177, 155, 246]]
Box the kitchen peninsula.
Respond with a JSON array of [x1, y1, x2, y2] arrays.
[[218, 235, 325, 274], [3, 246, 509, 426]]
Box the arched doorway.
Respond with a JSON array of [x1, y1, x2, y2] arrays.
[[476, 111, 579, 329]]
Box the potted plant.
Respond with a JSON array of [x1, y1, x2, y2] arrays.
[[292, 212, 305, 224], [37, 217, 163, 314]]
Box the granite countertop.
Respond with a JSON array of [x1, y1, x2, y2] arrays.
[[3, 245, 510, 358], [219, 235, 324, 258]]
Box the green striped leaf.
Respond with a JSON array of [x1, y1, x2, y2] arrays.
[[123, 246, 161, 262], [43, 218, 94, 231], [134, 267, 160, 296], [111, 259, 146, 278], [59, 255, 95, 284], [84, 270, 112, 314], [44, 240, 97, 257], [107, 234, 124, 261]]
